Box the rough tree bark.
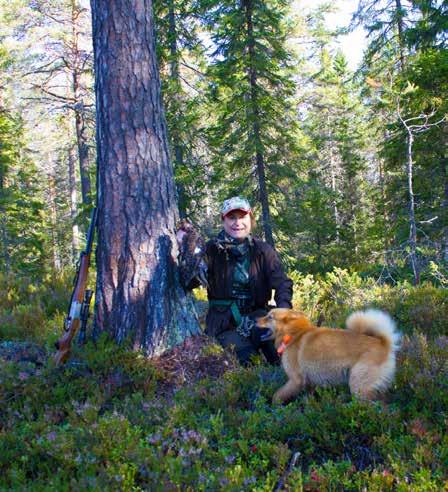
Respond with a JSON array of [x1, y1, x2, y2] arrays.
[[91, 0, 200, 354]]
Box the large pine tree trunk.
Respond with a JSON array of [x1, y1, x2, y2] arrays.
[[91, 0, 200, 354]]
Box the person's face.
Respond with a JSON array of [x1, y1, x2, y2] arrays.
[[223, 210, 252, 241]]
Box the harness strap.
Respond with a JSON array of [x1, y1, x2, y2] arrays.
[[209, 299, 242, 326]]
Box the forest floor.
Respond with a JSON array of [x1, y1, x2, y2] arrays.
[[1, 274, 448, 490], [1, 327, 448, 491]]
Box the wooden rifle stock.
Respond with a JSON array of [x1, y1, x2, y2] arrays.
[[54, 208, 97, 365]]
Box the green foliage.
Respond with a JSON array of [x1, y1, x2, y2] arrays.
[[404, 0, 448, 51], [0, 270, 74, 344], [153, 0, 210, 217], [353, 2, 448, 283], [290, 268, 448, 336], [1, 278, 448, 490], [283, 42, 381, 274], [0, 108, 47, 277], [201, 0, 301, 238], [394, 333, 448, 421]]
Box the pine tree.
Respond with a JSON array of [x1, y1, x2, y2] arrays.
[[356, 0, 448, 279], [296, 48, 374, 271], [352, 0, 412, 71], [91, 0, 200, 354], [405, 0, 448, 50], [0, 0, 95, 207]]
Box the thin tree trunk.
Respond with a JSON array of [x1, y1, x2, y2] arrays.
[[0, 203, 10, 274], [395, 0, 406, 71], [329, 145, 340, 243], [168, 0, 187, 217], [243, 0, 275, 247], [71, 0, 92, 205], [0, 165, 5, 273], [378, 157, 390, 258], [47, 172, 62, 271], [74, 100, 91, 205], [441, 151, 448, 262], [349, 180, 358, 257], [406, 131, 419, 284], [92, 0, 200, 354], [68, 146, 80, 260]]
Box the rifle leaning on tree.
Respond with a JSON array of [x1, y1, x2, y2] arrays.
[[54, 207, 97, 365]]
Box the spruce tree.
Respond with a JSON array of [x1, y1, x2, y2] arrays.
[[153, 0, 210, 219], [296, 48, 374, 271], [0, 47, 46, 277], [356, 0, 448, 278], [202, 0, 298, 246]]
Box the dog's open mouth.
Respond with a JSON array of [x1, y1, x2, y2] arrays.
[[259, 327, 274, 341]]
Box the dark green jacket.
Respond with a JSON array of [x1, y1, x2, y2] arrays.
[[198, 237, 293, 337]]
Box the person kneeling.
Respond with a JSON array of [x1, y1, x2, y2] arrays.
[[177, 196, 293, 366]]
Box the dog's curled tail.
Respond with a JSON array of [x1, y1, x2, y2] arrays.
[[346, 309, 401, 352]]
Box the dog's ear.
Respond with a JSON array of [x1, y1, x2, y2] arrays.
[[285, 310, 304, 320], [292, 309, 306, 317], [287, 311, 313, 332]]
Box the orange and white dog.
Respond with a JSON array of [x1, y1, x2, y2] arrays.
[[257, 309, 401, 402]]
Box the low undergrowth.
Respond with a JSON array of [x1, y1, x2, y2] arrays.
[[0, 271, 447, 490], [1, 331, 448, 491], [291, 268, 448, 338]]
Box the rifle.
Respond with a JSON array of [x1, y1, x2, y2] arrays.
[[77, 288, 93, 346], [54, 207, 97, 365]]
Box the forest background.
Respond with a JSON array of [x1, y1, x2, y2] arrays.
[[1, 0, 448, 490], [1, 0, 447, 284]]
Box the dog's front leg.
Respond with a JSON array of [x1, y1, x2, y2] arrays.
[[273, 377, 303, 404]]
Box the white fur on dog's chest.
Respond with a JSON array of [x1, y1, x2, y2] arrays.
[[281, 350, 296, 379]]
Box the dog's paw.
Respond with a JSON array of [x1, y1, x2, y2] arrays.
[[272, 391, 284, 405]]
